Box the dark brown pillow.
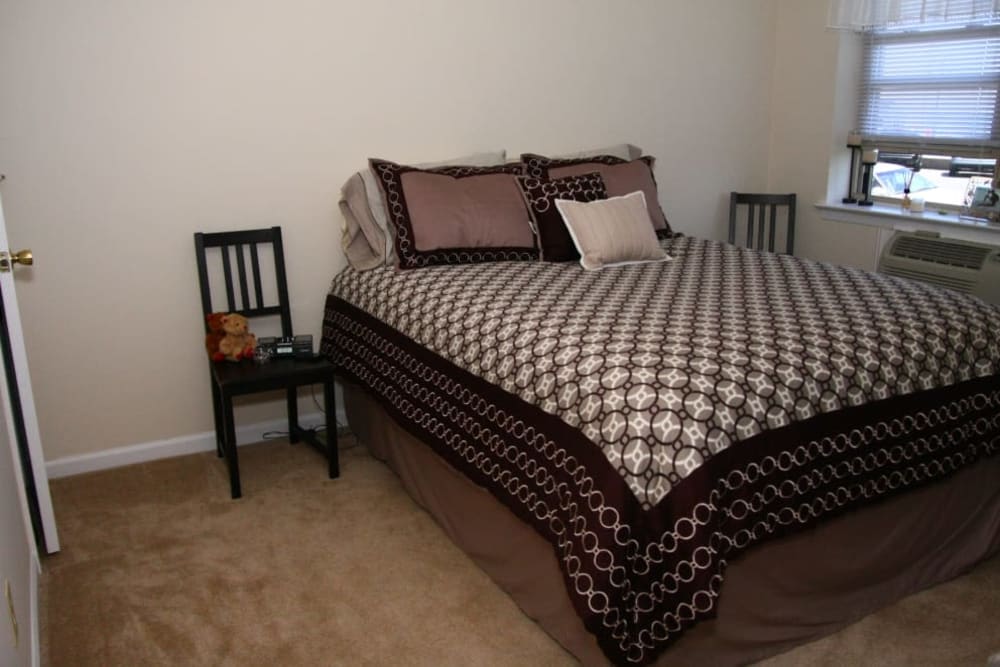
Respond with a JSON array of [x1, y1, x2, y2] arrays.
[[369, 159, 538, 269], [521, 153, 671, 233], [516, 172, 608, 261]]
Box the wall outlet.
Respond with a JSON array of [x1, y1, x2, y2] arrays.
[[3, 578, 16, 649]]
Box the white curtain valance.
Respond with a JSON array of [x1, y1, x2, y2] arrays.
[[828, 0, 1000, 31]]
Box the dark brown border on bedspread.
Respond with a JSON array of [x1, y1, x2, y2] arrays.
[[322, 294, 1000, 666]]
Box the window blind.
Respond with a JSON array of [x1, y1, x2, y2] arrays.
[[832, 0, 1000, 31], [858, 6, 1000, 156]]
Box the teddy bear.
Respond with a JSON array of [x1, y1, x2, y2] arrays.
[[205, 312, 257, 362], [218, 313, 257, 362], [204, 312, 227, 362]]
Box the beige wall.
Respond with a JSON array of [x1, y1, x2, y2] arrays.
[[767, 0, 879, 269], [0, 0, 781, 461]]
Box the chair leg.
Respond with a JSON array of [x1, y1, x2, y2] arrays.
[[210, 377, 224, 458], [324, 379, 339, 479], [222, 394, 242, 499], [286, 387, 300, 443]]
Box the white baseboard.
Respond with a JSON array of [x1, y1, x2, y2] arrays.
[[45, 408, 348, 479]]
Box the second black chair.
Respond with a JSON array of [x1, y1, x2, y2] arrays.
[[194, 226, 339, 499], [728, 192, 796, 255]]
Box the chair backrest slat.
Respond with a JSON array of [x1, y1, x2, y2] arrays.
[[728, 192, 797, 255], [235, 243, 251, 310], [193, 226, 293, 337], [768, 205, 778, 253], [250, 243, 264, 310], [220, 247, 236, 312], [756, 203, 766, 250], [786, 196, 796, 255]]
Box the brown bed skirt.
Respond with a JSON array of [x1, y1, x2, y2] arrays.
[[343, 380, 1000, 666]]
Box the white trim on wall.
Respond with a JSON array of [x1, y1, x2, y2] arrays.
[[45, 408, 348, 479]]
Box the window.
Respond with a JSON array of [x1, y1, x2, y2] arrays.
[[867, 153, 994, 207], [856, 2, 1000, 207]]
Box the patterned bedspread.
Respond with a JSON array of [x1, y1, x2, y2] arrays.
[[322, 236, 1000, 665]]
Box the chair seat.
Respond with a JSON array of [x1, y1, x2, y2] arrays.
[[211, 357, 335, 395], [208, 355, 339, 498]]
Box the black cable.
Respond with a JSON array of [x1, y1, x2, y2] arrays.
[[260, 385, 353, 449], [261, 426, 357, 450]]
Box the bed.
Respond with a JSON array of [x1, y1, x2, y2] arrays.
[[321, 231, 1000, 665]]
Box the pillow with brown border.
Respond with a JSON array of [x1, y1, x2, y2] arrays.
[[516, 172, 608, 262], [369, 158, 538, 269], [341, 150, 508, 271], [521, 153, 672, 235]]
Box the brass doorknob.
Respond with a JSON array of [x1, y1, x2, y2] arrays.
[[0, 249, 32, 273]]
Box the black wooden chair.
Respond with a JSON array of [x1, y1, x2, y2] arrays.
[[194, 226, 338, 498], [728, 192, 796, 254]]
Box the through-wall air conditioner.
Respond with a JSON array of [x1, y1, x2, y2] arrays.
[[877, 231, 1000, 305]]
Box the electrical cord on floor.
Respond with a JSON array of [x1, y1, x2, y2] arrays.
[[311, 384, 324, 415], [307, 384, 358, 449], [256, 383, 355, 450], [262, 427, 359, 451], [261, 421, 357, 451]]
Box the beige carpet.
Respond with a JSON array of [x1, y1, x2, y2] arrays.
[[41, 437, 1000, 666]]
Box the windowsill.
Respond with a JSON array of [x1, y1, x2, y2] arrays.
[[815, 201, 1000, 242]]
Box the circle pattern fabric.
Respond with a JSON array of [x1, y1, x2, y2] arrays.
[[328, 298, 999, 665], [330, 235, 1000, 508]]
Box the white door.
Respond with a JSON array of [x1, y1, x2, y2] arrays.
[[0, 188, 58, 554], [0, 393, 37, 666]]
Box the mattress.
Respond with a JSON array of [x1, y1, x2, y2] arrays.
[[321, 235, 1000, 665]]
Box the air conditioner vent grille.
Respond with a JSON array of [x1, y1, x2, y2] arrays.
[[890, 236, 990, 269], [880, 265, 976, 293]]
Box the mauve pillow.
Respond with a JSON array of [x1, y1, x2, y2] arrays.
[[341, 150, 509, 271], [369, 159, 537, 269], [521, 153, 671, 234], [516, 172, 608, 262]]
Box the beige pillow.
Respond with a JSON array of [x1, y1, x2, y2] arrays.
[[554, 191, 671, 271], [340, 172, 388, 271]]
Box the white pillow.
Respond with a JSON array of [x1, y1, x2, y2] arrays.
[[553, 143, 643, 161], [555, 191, 671, 271]]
